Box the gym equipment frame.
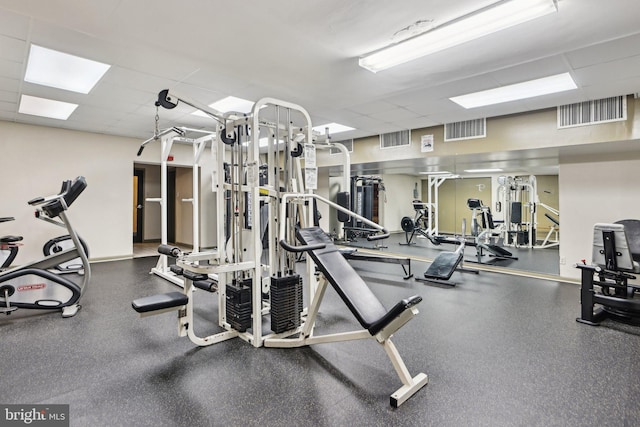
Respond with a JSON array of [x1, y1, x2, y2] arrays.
[[132, 91, 428, 407], [137, 126, 215, 287], [576, 223, 640, 326]]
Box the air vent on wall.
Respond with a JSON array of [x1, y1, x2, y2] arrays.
[[330, 139, 354, 155], [444, 118, 486, 141], [380, 130, 411, 149], [558, 95, 627, 129]]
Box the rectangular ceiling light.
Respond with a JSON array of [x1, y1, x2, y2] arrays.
[[19, 94, 78, 120], [25, 45, 110, 94], [312, 122, 355, 134], [359, 0, 558, 73], [450, 73, 577, 108], [210, 96, 254, 113], [464, 168, 503, 173], [192, 96, 254, 117], [419, 171, 452, 175]]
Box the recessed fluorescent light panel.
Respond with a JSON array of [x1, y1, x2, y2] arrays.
[[312, 123, 355, 134], [192, 96, 254, 117], [19, 94, 78, 120], [359, 0, 558, 72], [211, 96, 254, 113], [450, 73, 577, 108], [419, 171, 452, 175], [464, 168, 503, 173], [25, 45, 110, 94]]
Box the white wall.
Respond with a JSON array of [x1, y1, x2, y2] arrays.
[[381, 174, 420, 232], [559, 157, 640, 279], [1, 121, 202, 263]]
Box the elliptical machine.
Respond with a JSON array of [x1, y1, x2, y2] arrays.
[[1, 218, 89, 273], [0, 176, 90, 318]]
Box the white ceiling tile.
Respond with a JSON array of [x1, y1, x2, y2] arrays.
[[574, 55, 640, 86], [0, 99, 16, 112], [565, 31, 640, 70], [0, 7, 30, 39], [367, 107, 420, 122], [0, 35, 26, 62], [0, 58, 22, 79], [0, 89, 17, 103], [0, 76, 19, 92], [344, 100, 397, 116]]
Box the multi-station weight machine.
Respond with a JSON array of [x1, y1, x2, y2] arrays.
[[495, 175, 560, 249], [137, 127, 215, 286], [131, 90, 428, 407]]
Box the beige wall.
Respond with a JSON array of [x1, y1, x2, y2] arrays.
[[430, 177, 492, 235], [559, 156, 640, 279], [380, 174, 419, 232], [1, 121, 211, 263]]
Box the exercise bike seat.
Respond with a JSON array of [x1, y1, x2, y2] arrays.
[[1, 235, 23, 244]]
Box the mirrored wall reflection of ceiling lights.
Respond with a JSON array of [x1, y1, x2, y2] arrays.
[[20, 44, 111, 120], [358, 0, 558, 73]]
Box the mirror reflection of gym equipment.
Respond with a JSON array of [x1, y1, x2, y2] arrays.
[[346, 173, 560, 278]]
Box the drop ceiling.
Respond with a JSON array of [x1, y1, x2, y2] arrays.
[[1, 0, 640, 175]]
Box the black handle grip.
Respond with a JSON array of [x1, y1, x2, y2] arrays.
[[367, 229, 390, 241], [137, 146, 144, 156], [27, 197, 44, 205], [279, 239, 326, 253], [158, 244, 181, 258]]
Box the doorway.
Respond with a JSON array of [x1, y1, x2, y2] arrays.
[[133, 168, 144, 243], [132, 163, 194, 248]]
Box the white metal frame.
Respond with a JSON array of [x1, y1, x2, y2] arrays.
[[139, 127, 214, 286], [137, 91, 427, 407]]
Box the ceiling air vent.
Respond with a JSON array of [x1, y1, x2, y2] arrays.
[[330, 139, 354, 155], [380, 130, 411, 149], [444, 118, 486, 141], [558, 95, 627, 129]]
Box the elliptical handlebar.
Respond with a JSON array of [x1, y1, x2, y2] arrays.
[[28, 177, 87, 218]]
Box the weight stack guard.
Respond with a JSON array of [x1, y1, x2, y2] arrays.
[[270, 274, 303, 333], [226, 279, 252, 332]]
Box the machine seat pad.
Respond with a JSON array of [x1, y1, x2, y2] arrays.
[[425, 251, 463, 280], [194, 279, 217, 293], [296, 227, 421, 335], [169, 265, 184, 276], [183, 270, 207, 281], [132, 291, 188, 313], [0, 235, 23, 244]]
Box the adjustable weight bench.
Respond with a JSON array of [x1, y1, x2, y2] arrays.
[[267, 227, 428, 407]]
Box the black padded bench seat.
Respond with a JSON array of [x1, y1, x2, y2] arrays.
[[425, 250, 463, 280], [132, 291, 188, 313], [296, 227, 422, 335]]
